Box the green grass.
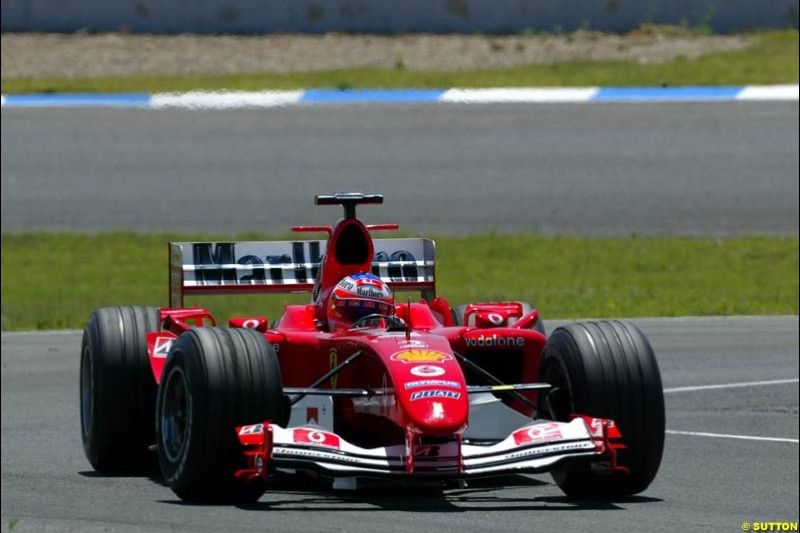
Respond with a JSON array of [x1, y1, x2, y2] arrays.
[[1, 30, 796, 94], [2, 232, 797, 331]]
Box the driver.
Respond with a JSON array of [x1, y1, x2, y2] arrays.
[[327, 273, 394, 331]]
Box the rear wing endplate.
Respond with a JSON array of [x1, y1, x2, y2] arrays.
[[169, 239, 435, 308]]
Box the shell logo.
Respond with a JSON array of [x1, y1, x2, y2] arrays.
[[391, 350, 451, 364]]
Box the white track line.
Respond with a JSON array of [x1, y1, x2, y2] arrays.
[[664, 378, 799, 394], [666, 379, 799, 444], [667, 430, 799, 444]]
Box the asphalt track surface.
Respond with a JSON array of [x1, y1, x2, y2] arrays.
[[2, 102, 798, 236], [1, 316, 798, 532]]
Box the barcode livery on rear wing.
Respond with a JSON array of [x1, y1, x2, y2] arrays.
[[169, 239, 435, 308]]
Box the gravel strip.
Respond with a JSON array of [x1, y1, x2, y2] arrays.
[[1, 32, 747, 79]]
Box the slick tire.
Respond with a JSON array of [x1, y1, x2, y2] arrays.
[[156, 327, 285, 503], [80, 306, 161, 474], [538, 321, 665, 498], [451, 302, 545, 335], [516, 302, 546, 337], [451, 304, 468, 326]]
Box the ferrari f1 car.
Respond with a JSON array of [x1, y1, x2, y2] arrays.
[[80, 193, 665, 503]]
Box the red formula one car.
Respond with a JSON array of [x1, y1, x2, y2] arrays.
[[80, 193, 665, 503]]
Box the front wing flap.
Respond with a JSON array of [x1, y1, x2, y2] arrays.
[[235, 416, 623, 481]]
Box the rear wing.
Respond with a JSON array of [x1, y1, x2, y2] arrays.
[[169, 238, 436, 308]]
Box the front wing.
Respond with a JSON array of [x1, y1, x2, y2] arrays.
[[235, 416, 625, 481]]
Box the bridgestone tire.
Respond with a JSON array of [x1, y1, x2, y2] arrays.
[[538, 321, 665, 498], [156, 327, 285, 503], [516, 302, 546, 337], [80, 306, 161, 474], [451, 304, 469, 326]]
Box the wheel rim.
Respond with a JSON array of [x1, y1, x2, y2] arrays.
[[161, 366, 190, 462], [542, 361, 573, 421], [80, 343, 93, 437]]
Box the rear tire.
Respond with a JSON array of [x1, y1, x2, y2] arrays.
[[156, 327, 285, 503], [80, 306, 161, 474], [538, 321, 664, 498], [451, 304, 468, 326], [517, 302, 546, 336]]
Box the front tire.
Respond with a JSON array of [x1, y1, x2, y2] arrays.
[[538, 321, 664, 498], [156, 327, 285, 503], [80, 306, 161, 474]]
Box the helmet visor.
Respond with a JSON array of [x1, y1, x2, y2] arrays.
[[333, 298, 394, 325]]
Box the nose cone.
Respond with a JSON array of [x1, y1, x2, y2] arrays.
[[390, 350, 469, 436], [404, 390, 469, 436]]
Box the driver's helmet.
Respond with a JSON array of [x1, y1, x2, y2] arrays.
[[328, 273, 394, 331]]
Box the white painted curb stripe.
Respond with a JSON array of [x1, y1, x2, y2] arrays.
[[667, 430, 799, 444], [736, 84, 800, 101], [664, 378, 799, 394], [151, 90, 303, 109], [440, 87, 599, 103]]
